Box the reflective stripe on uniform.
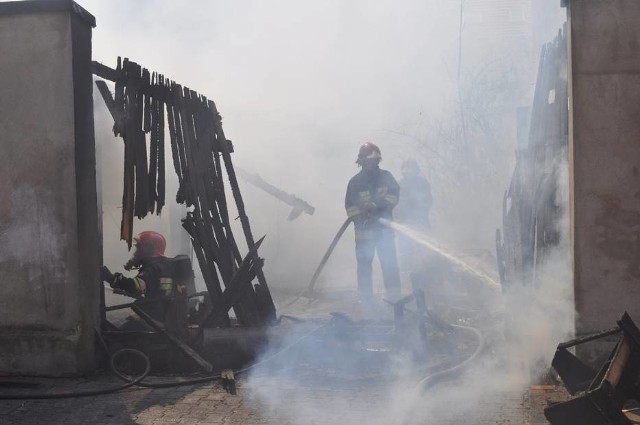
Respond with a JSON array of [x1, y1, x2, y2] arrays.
[[160, 277, 173, 295], [384, 194, 398, 205], [347, 206, 361, 217], [133, 277, 147, 294], [358, 191, 371, 202]]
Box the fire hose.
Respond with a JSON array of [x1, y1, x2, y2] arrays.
[[284, 216, 487, 392], [281, 217, 353, 309], [307, 217, 353, 294], [0, 319, 483, 399], [416, 323, 485, 392], [0, 348, 152, 400], [0, 322, 329, 400], [0, 215, 487, 399]]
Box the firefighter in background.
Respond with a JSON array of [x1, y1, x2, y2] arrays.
[[345, 142, 401, 300], [396, 158, 432, 229], [101, 230, 193, 340], [395, 158, 433, 285]]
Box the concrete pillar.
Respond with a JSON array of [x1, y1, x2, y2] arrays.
[[568, 0, 640, 337], [0, 0, 100, 375]]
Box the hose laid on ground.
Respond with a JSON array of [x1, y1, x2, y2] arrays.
[[0, 310, 482, 399], [416, 323, 485, 392], [0, 348, 151, 400], [281, 218, 353, 310], [0, 322, 329, 399]]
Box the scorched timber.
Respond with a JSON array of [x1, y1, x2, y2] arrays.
[[93, 58, 276, 327]]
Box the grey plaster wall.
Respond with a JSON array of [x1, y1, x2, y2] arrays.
[[0, 6, 100, 375], [569, 0, 640, 334]]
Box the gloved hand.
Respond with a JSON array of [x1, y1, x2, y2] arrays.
[[123, 257, 137, 271], [100, 265, 114, 284], [362, 202, 379, 215]]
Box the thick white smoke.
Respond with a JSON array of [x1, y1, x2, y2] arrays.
[[83, 0, 571, 423]]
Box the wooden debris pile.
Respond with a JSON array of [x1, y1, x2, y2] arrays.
[[94, 57, 276, 326]]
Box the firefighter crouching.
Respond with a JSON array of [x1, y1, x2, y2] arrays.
[[345, 142, 402, 301], [101, 230, 194, 340]]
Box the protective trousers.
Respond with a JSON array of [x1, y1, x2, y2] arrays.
[[355, 227, 401, 299]]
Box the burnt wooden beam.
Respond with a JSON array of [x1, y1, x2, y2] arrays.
[[156, 74, 166, 212], [120, 58, 136, 246], [93, 60, 169, 98], [94, 57, 278, 327], [94, 80, 125, 133], [198, 236, 266, 332], [207, 101, 277, 324], [92, 60, 122, 82], [104, 291, 208, 312]]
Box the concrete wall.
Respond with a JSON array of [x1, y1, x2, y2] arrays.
[[0, 1, 100, 375], [568, 0, 640, 335]]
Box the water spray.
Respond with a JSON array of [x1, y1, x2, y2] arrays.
[[377, 218, 500, 289], [287, 216, 499, 309]]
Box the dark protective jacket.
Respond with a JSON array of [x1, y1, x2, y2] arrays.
[[111, 255, 194, 321], [345, 167, 401, 296], [345, 167, 399, 236]]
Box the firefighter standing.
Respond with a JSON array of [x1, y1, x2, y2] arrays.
[[395, 159, 433, 285], [396, 159, 432, 230], [101, 230, 193, 339], [345, 142, 401, 300]]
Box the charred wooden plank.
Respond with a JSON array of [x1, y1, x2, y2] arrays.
[[95, 57, 277, 324], [149, 73, 164, 213], [172, 83, 191, 206], [113, 57, 125, 137], [207, 100, 276, 324], [190, 95, 235, 280], [166, 85, 185, 199], [92, 60, 122, 82], [121, 58, 136, 247], [130, 62, 150, 219], [142, 68, 151, 133], [148, 73, 159, 213], [177, 90, 229, 279], [182, 213, 223, 296], [95, 78, 126, 142], [94, 80, 117, 121], [157, 74, 166, 213], [199, 236, 266, 331]]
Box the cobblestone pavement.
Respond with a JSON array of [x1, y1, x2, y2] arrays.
[[0, 290, 571, 424], [0, 373, 568, 425]]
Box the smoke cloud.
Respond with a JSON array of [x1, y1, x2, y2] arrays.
[[82, 0, 571, 422]]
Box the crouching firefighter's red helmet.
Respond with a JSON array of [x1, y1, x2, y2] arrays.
[[135, 231, 166, 257], [124, 231, 167, 270]]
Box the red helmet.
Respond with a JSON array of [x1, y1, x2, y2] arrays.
[[356, 142, 382, 164], [133, 231, 166, 258]]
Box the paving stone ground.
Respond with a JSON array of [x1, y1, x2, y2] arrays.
[[0, 289, 571, 424], [0, 373, 569, 425]]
